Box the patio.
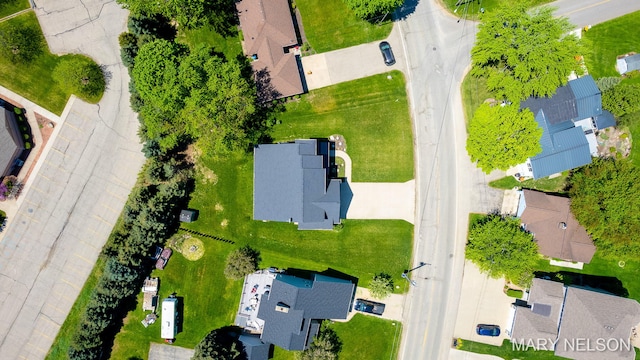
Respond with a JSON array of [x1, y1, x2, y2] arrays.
[[234, 269, 278, 334]]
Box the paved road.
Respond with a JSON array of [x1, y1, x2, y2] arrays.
[[0, 1, 144, 358], [397, 0, 640, 359]]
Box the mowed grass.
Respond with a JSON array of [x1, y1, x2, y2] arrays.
[[460, 339, 567, 360], [331, 314, 402, 359], [461, 73, 492, 125], [178, 26, 243, 61], [441, 0, 553, 20], [582, 10, 640, 78], [0, 12, 76, 114], [0, 0, 29, 18], [274, 71, 414, 182], [489, 172, 569, 193], [296, 0, 392, 53]]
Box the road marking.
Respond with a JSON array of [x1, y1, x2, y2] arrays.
[[562, 0, 610, 16]]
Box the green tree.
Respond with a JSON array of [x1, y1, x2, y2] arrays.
[[471, 5, 582, 102], [224, 246, 261, 280], [368, 272, 393, 299], [52, 55, 105, 102], [192, 327, 247, 360], [301, 325, 342, 360], [466, 215, 538, 286], [602, 83, 640, 117], [568, 158, 640, 248], [466, 103, 541, 173], [0, 22, 44, 63], [343, 0, 403, 20]]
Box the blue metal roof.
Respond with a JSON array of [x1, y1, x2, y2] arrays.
[[530, 127, 592, 179], [624, 53, 640, 73], [595, 110, 616, 130], [568, 75, 602, 120]]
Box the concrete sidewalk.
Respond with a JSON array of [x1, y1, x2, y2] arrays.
[[301, 24, 406, 90]]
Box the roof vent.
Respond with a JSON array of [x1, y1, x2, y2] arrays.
[[559, 222, 567, 229], [275, 302, 290, 313]]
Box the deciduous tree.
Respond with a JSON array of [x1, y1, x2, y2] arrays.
[[466, 215, 538, 286], [602, 83, 640, 117], [0, 22, 44, 63], [301, 325, 342, 360], [343, 0, 404, 20], [471, 5, 583, 101], [466, 103, 541, 173], [52, 55, 105, 102], [224, 246, 261, 280], [192, 327, 247, 360], [368, 272, 393, 299]]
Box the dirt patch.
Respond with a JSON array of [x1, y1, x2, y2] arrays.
[[597, 127, 631, 158], [221, 219, 229, 228], [214, 203, 224, 212]]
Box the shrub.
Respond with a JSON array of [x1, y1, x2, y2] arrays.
[[369, 272, 394, 299], [224, 246, 261, 280], [52, 55, 105, 102], [595, 76, 622, 92], [0, 22, 45, 63]]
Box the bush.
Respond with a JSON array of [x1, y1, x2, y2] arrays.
[[595, 76, 622, 92], [602, 83, 640, 117], [224, 246, 261, 280], [0, 22, 45, 63], [368, 272, 393, 299], [506, 288, 523, 298], [52, 55, 105, 102]]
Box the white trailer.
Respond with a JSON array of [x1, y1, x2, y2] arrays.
[[161, 297, 178, 341]]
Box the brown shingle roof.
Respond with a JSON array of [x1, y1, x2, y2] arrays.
[[555, 286, 640, 360], [520, 190, 596, 263], [236, 0, 303, 100]]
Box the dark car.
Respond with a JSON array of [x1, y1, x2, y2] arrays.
[[476, 324, 500, 336], [379, 41, 396, 66], [354, 299, 385, 315]]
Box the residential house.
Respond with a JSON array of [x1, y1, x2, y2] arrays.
[[517, 189, 596, 265], [616, 53, 640, 75], [253, 139, 342, 230], [236, 0, 304, 101], [235, 270, 355, 355], [515, 75, 616, 179], [508, 279, 640, 360], [0, 107, 25, 177]]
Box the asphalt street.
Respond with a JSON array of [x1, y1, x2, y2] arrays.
[[0, 1, 144, 358], [397, 0, 640, 359]]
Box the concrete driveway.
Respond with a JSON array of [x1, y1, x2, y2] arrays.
[[346, 181, 415, 224], [453, 261, 513, 346], [149, 343, 194, 360], [301, 24, 406, 90]]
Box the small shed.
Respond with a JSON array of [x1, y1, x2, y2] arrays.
[[142, 277, 159, 311], [179, 209, 197, 223], [616, 53, 640, 75]]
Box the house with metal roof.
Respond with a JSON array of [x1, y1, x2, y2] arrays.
[[517, 190, 596, 265], [617, 53, 640, 75], [0, 108, 25, 177], [236, 0, 304, 101], [508, 279, 640, 360], [253, 139, 342, 230], [516, 75, 616, 179], [234, 270, 355, 356]]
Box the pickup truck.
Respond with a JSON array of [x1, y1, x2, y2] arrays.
[[354, 299, 385, 316]]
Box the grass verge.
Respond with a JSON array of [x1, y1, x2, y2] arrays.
[[274, 71, 414, 182], [0, 0, 29, 19], [0, 12, 103, 114], [488, 172, 569, 193], [582, 10, 640, 79], [461, 73, 492, 125], [440, 0, 553, 20], [459, 339, 567, 360], [295, 0, 393, 53]]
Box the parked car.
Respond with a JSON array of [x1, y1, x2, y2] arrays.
[[354, 299, 385, 315], [379, 41, 396, 66], [156, 248, 173, 269], [476, 324, 500, 336]]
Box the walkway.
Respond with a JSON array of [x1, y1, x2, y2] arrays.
[[301, 24, 406, 90], [0, 1, 144, 358]]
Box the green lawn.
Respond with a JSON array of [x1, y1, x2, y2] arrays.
[[0, 12, 101, 114], [460, 339, 568, 360], [0, 0, 29, 18], [296, 0, 392, 53], [177, 26, 243, 61], [441, 0, 553, 20], [461, 73, 492, 124], [331, 314, 402, 360], [583, 10, 640, 78], [488, 172, 569, 193], [274, 71, 414, 182]]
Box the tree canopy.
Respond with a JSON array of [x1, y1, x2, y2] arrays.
[[224, 246, 261, 280], [568, 158, 640, 251], [0, 22, 44, 63], [471, 5, 583, 102], [466, 103, 542, 173], [192, 327, 247, 360], [602, 83, 640, 118], [343, 0, 404, 20], [368, 272, 393, 299], [52, 55, 105, 102], [466, 215, 538, 286], [301, 325, 342, 360]]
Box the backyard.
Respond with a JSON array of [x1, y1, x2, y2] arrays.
[[488, 172, 569, 193], [295, 0, 393, 53]]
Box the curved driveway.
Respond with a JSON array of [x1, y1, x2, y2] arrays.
[[0, 1, 144, 358]]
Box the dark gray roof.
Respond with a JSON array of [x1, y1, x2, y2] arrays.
[[179, 210, 196, 222], [239, 334, 271, 360], [257, 273, 355, 351], [253, 139, 341, 230], [521, 85, 578, 126], [0, 108, 24, 177]]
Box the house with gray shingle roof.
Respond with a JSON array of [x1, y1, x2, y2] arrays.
[[517, 190, 596, 264], [509, 279, 640, 360], [253, 139, 342, 230], [515, 75, 616, 179], [0, 108, 24, 178]]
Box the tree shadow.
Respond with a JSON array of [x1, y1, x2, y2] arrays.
[[534, 271, 629, 297], [394, 0, 421, 21], [254, 67, 282, 104]]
